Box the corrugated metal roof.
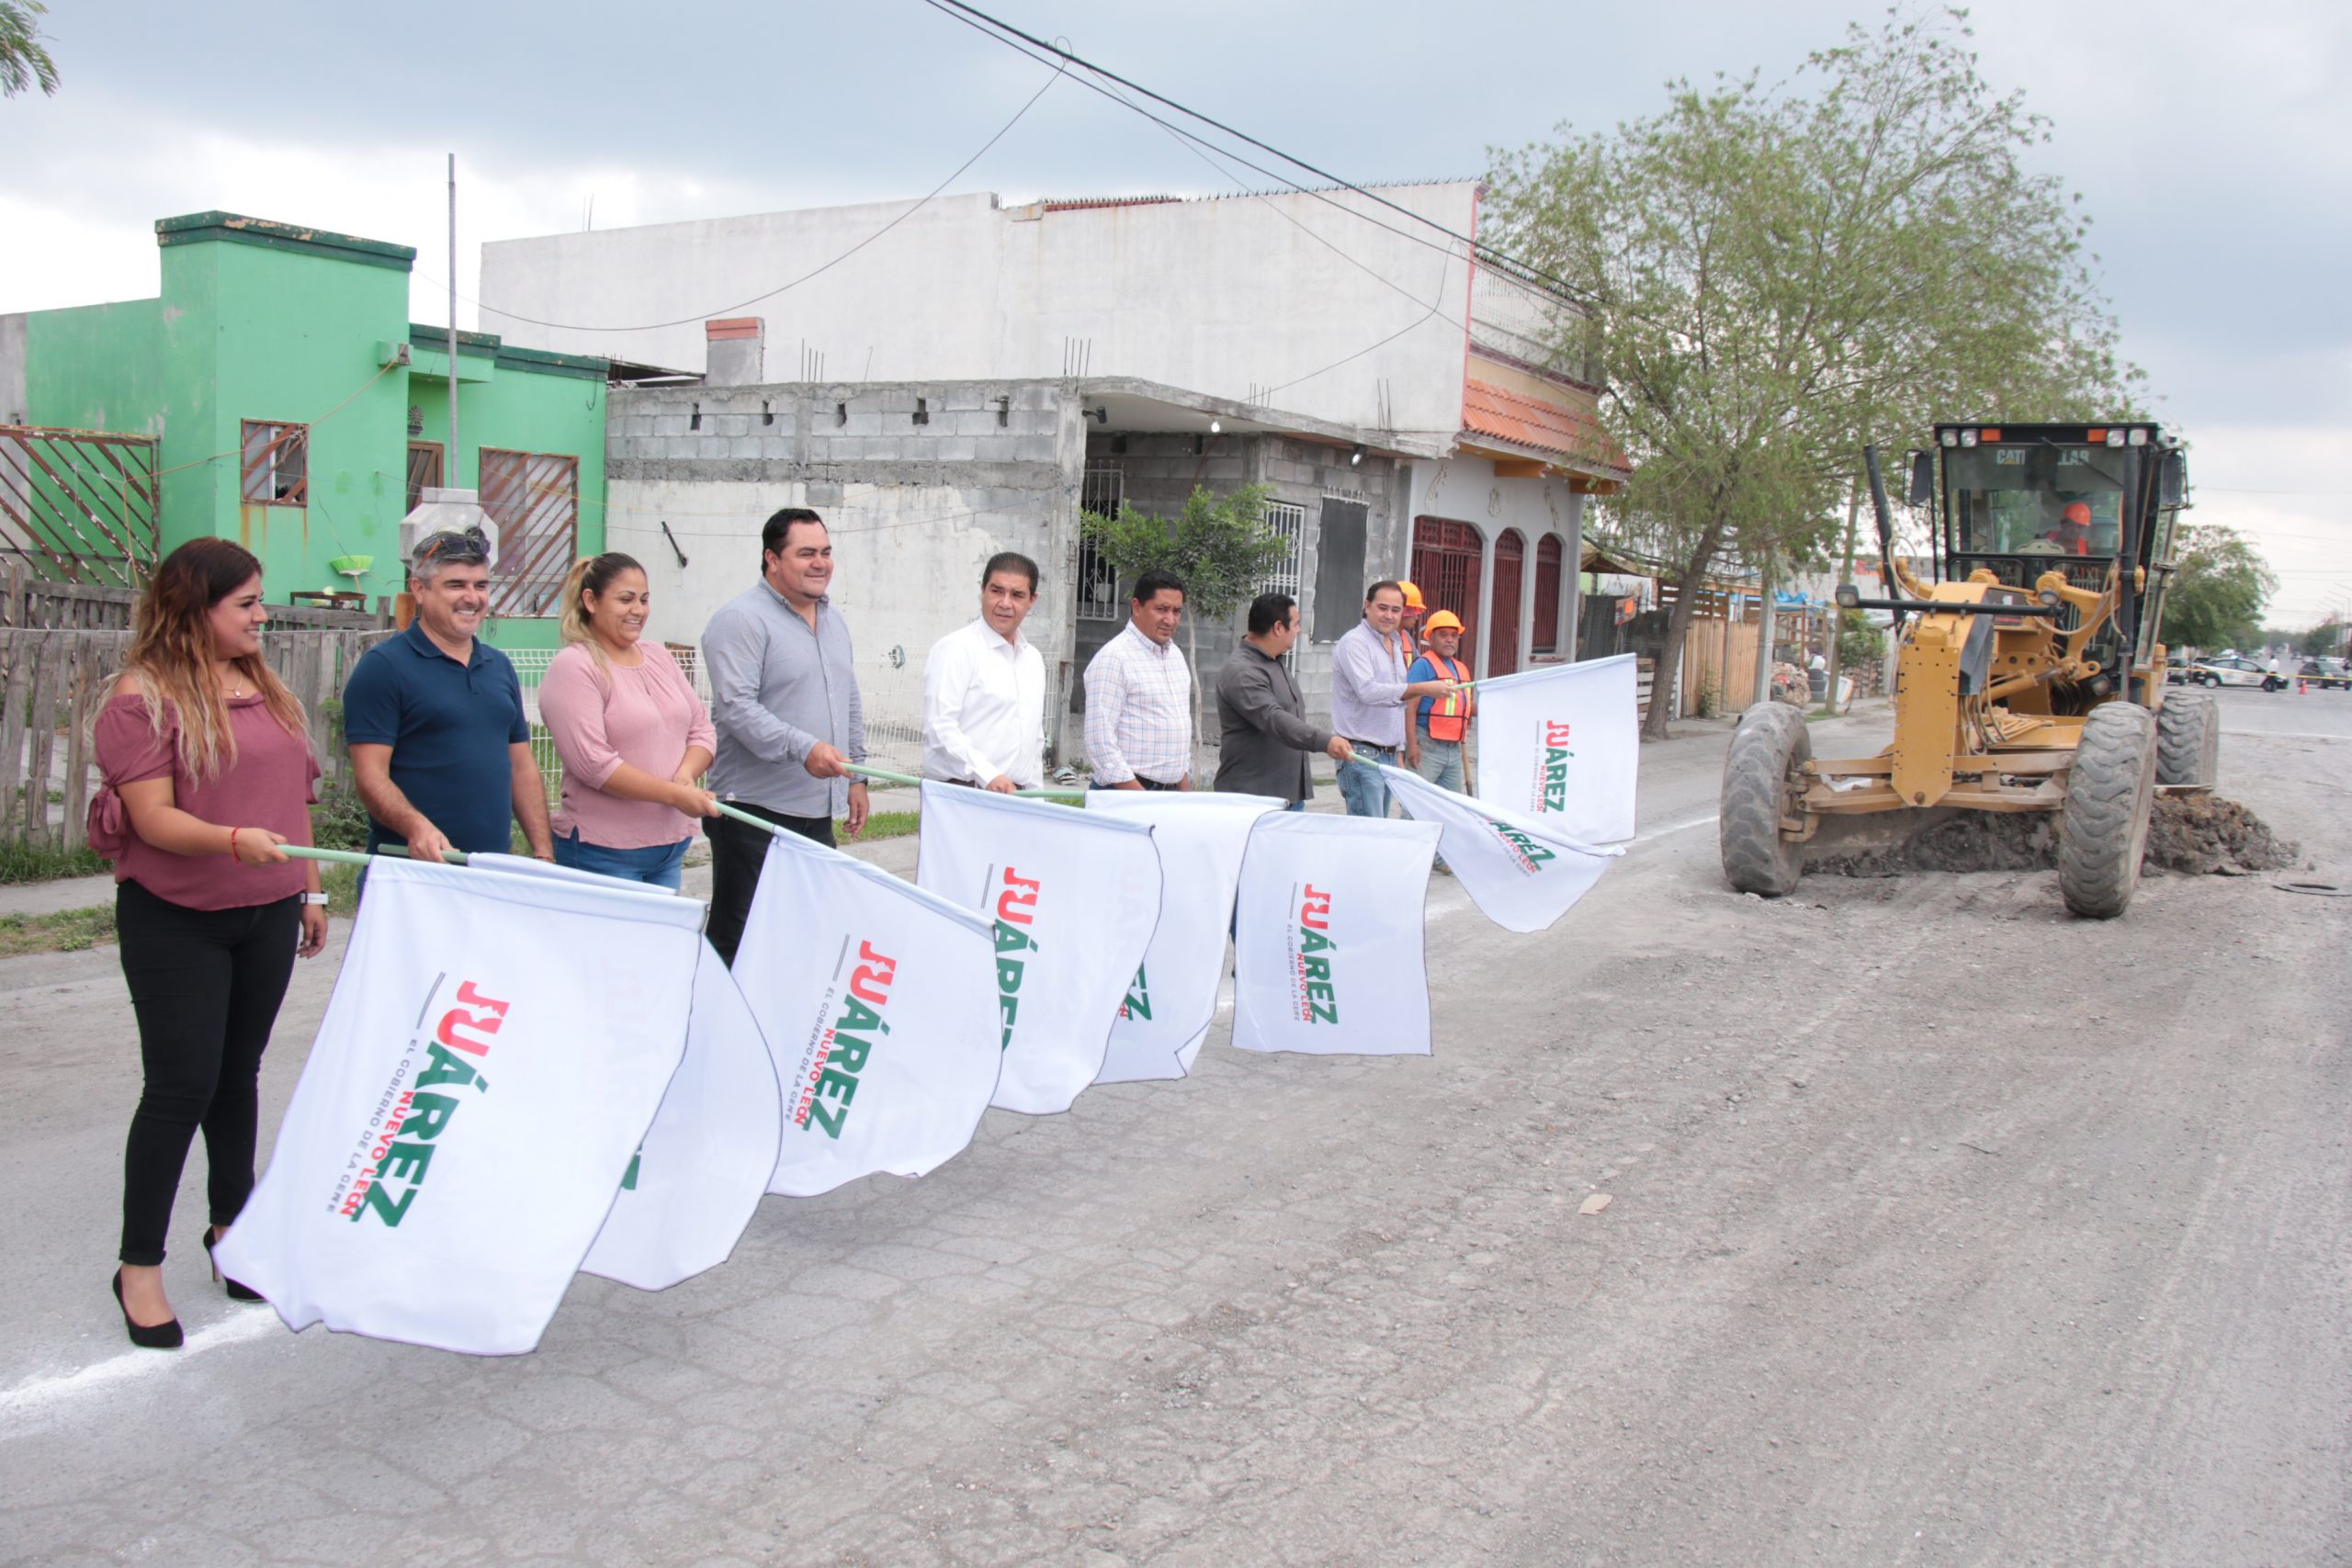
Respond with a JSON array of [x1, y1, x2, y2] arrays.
[[1461, 378, 1630, 475]]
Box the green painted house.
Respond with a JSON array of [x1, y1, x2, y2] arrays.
[[0, 212, 607, 649]]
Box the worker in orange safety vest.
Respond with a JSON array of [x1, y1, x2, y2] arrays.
[[1406, 609, 1476, 795]]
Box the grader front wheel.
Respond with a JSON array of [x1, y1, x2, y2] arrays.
[[2058, 704, 2157, 919], [1720, 703, 1812, 897]]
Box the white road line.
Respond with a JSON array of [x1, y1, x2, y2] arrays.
[[0, 1305, 284, 1424]]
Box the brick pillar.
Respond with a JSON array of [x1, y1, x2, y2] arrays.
[[705, 317, 763, 386]]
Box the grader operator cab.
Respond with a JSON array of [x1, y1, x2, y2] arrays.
[[1720, 422, 2204, 918]]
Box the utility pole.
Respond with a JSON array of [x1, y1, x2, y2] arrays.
[[1751, 549, 1777, 709], [448, 153, 459, 478]]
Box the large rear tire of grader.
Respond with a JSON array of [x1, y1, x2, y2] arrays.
[[2058, 704, 2157, 919], [2155, 694, 2219, 789], [1720, 702, 1810, 897]]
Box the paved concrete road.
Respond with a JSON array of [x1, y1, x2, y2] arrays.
[[3, 705, 2346, 1566]]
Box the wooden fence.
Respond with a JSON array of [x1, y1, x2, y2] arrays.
[[1, 558, 390, 632], [2, 626, 390, 852]]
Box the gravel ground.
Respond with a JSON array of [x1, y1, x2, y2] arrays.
[[1, 689, 2344, 1567]]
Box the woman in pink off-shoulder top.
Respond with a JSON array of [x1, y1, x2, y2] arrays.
[[93, 539, 329, 1349], [537, 553, 718, 889]]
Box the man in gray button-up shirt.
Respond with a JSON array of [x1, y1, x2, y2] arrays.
[[1329, 580, 1460, 819], [699, 508, 869, 964]]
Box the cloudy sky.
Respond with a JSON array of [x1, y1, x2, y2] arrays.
[[5, 0, 2345, 626]]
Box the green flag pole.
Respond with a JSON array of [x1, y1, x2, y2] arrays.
[[277, 843, 469, 867], [844, 762, 924, 790], [842, 761, 1086, 802], [277, 844, 376, 869]]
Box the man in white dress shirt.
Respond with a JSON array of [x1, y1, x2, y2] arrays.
[[1083, 568, 1193, 791], [922, 552, 1047, 792]]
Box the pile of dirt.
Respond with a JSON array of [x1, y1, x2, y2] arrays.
[[1809, 811, 2057, 878], [2142, 794, 2301, 875], [1807, 794, 2299, 880]]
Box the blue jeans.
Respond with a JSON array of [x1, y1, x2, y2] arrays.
[[1415, 727, 1465, 793], [1335, 744, 1398, 818], [553, 830, 690, 890]]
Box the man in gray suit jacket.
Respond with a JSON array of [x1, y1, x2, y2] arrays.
[[1215, 592, 1354, 807]]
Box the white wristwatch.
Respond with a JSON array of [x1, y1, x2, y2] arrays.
[[300, 892, 330, 907]]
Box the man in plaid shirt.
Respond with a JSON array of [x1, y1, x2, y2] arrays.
[[1083, 568, 1193, 791]]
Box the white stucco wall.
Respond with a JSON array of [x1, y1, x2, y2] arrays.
[[482, 185, 1485, 447], [1406, 456, 1585, 673]]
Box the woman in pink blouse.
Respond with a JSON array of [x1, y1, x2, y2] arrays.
[[93, 539, 329, 1349], [537, 552, 718, 889]]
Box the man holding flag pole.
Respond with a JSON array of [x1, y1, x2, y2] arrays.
[[1329, 581, 1463, 820], [699, 507, 871, 966]]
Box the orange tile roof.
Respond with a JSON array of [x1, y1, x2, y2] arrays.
[[1461, 378, 1630, 475]]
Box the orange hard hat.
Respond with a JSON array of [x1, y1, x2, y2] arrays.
[[2062, 502, 2091, 525], [1422, 609, 1465, 634], [1396, 579, 1426, 612]]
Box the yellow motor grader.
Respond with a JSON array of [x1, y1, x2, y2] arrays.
[[1720, 422, 2206, 918]]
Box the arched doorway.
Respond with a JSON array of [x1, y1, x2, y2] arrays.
[[1488, 529, 1525, 677], [1410, 516, 1483, 663]]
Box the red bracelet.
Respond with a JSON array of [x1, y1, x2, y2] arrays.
[[228, 828, 242, 862]]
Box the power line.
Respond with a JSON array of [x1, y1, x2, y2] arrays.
[[921, 0, 1601, 314], [464, 54, 1068, 333]]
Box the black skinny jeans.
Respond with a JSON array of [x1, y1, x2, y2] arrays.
[[116, 879, 300, 1267], [703, 805, 832, 968]]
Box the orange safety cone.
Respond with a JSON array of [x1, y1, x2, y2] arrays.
[[2299, 677, 2309, 694]]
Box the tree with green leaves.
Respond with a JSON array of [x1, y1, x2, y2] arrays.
[[1080, 481, 1291, 742], [2298, 620, 2344, 659], [2162, 525, 2276, 653], [1486, 7, 2139, 738], [1, 1, 60, 98]]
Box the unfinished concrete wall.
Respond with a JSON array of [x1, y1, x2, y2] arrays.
[[605, 378, 1085, 754], [1071, 432, 1405, 743]]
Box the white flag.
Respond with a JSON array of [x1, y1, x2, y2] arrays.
[[1086, 790, 1283, 1082], [1231, 812, 1440, 1057], [579, 942, 780, 1289], [1378, 762, 1622, 933], [1471, 653, 1640, 843], [916, 783, 1163, 1113], [732, 826, 1003, 1196], [211, 857, 704, 1355], [466, 854, 782, 1292]]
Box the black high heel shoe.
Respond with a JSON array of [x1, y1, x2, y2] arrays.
[[203, 1227, 264, 1302], [111, 1270, 184, 1350]]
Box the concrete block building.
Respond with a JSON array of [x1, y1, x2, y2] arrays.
[[486, 183, 1629, 728]]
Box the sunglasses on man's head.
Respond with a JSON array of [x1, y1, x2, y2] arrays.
[[414, 528, 490, 567]]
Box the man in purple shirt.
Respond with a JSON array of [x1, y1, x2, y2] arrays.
[[1329, 580, 1462, 818]]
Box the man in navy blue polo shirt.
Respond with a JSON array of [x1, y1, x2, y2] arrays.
[[344, 528, 554, 865]]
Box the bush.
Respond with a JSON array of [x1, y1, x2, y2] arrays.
[[311, 783, 373, 852], [0, 840, 108, 885], [1836, 609, 1885, 669]]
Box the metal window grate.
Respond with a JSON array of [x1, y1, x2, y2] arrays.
[[1532, 535, 1564, 654], [1411, 516, 1484, 666], [480, 448, 579, 618], [1259, 501, 1306, 598], [1077, 465, 1125, 621], [1489, 529, 1525, 678], [239, 421, 309, 508], [0, 426, 160, 587]]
